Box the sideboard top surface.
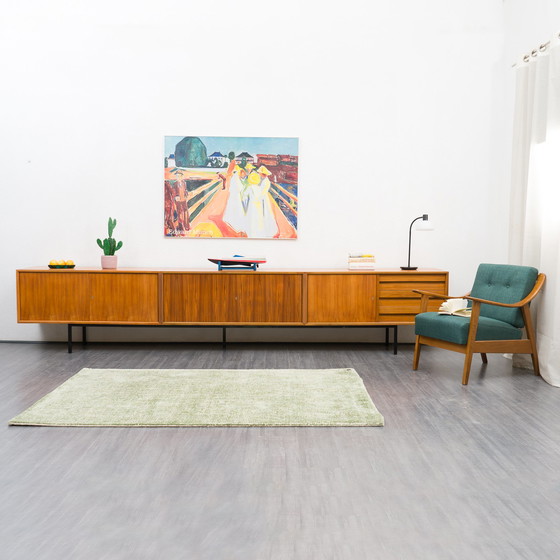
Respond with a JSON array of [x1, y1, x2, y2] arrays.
[[17, 267, 447, 275]]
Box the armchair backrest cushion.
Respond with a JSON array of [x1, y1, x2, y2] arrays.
[[470, 263, 538, 328]]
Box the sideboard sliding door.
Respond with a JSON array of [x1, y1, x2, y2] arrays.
[[17, 271, 159, 324], [162, 273, 303, 324]]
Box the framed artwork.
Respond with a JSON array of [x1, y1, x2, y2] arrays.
[[164, 136, 298, 239]]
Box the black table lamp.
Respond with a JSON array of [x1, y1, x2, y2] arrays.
[[401, 214, 434, 270]]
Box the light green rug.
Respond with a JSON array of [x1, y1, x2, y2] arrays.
[[9, 368, 384, 427]]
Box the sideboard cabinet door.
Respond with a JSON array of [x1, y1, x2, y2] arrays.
[[17, 271, 159, 324], [235, 274, 303, 323], [163, 274, 238, 323], [89, 273, 159, 323], [163, 273, 303, 324], [17, 272, 90, 322], [306, 274, 377, 323]]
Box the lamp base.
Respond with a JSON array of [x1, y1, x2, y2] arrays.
[[400, 266, 418, 270]]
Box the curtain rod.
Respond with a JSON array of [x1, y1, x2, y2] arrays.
[[512, 31, 560, 68]]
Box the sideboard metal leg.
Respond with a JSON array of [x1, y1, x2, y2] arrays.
[[82, 326, 87, 347], [222, 327, 227, 349], [393, 326, 398, 355], [385, 327, 389, 348], [67, 324, 73, 354]]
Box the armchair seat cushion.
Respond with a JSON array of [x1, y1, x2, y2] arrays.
[[415, 312, 523, 345]]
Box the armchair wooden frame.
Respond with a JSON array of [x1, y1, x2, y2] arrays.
[[412, 273, 546, 385]]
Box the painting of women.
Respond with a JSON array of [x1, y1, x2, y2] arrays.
[[222, 166, 248, 234], [246, 167, 278, 238]]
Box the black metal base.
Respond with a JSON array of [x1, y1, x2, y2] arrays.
[[66, 324, 399, 355], [400, 266, 418, 270]]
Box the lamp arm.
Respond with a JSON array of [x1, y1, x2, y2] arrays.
[[407, 216, 424, 268]]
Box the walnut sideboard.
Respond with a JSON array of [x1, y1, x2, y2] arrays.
[[16, 268, 448, 353]]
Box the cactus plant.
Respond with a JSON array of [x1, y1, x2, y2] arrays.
[[97, 217, 123, 256]]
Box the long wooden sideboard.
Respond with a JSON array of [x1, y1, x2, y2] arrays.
[[16, 268, 448, 352]]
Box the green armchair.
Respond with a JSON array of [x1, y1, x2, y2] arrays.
[[413, 264, 546, 385]]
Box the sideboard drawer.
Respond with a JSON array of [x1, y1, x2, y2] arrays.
[[376, 273, 447, 324]]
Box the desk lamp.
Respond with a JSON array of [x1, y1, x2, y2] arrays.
[[401, 214, 434, 270]]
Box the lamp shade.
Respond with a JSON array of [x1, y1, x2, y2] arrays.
[[416, 218, 434, 231]]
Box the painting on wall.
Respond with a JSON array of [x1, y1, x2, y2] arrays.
[[164, 136, 298, 239]]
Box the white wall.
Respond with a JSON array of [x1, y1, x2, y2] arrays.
[[0, 0, 509, 343]]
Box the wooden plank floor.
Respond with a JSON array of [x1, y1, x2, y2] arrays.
[[1, 341, 559, 560]]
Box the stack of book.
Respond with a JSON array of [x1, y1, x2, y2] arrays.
[[348, 253, 376, 270]]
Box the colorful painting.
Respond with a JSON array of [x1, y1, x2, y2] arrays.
[[164, 136, 298, 239]]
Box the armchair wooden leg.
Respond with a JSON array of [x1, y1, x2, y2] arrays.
[[521, 306, 541, 376], [531, 353, 540, 376], [413, 336, 421, 370], [462, 301, 480, 385], [462, 352, 474, 385], [481, 353, 488, 364]]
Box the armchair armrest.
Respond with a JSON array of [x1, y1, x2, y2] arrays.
[[465, 295, 520, 308], [412, 290, 466, 300], [413, 290, 465, 313]]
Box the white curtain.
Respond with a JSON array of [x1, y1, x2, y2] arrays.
[[510, 32, 560, 386]]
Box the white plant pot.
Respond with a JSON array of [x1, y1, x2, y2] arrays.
[[101, 255, 118, 269]]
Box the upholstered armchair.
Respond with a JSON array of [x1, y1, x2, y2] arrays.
[[413, 264, 546, 385]]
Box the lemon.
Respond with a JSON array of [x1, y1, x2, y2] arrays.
[[57, 260, 65, 265], [49, 260, 57, 266], [65, 260, 74, 266]]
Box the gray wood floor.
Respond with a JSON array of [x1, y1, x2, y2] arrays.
[[1, 341, 559, 560]]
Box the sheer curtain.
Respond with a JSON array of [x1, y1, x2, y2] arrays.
[[510, 32, 560, 386]]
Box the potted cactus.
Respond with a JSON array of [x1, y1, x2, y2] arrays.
[[97, 217, 123, 269]]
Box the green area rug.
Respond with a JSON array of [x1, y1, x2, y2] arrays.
[[9, 368, 384, 427]]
